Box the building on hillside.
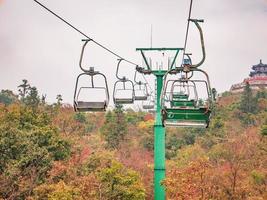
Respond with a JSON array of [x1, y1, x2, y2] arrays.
[[230, 60, 267, 93]]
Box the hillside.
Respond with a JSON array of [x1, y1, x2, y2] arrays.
[[0, 82, 266, 200]]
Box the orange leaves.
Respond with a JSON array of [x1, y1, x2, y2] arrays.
[[165, 127, 267, 200], [165, 157, 213, 200]]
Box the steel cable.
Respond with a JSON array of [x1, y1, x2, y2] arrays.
[[33, 0, 139, 66]]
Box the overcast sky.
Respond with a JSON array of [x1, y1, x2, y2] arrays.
[[0, 0, 267, 105]]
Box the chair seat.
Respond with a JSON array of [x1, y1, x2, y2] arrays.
[[75, 101, 106, 112], [162, 107, 211, 128], [135, 96, 148, 101], [143, 105, 154, 109], [171, 100, 195, 108], [164, 120, 207, 128], [114, 98, 134, 104]]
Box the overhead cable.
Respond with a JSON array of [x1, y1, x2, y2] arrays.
[[33, 0, 139, 66], [182, 0, 194, 62]]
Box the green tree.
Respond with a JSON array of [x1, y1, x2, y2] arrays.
[[260, 125, 267, 136], [98, 161, 145, 200], [0, 104, 70, 199], [74, 112, 86, 123], [239, 82, 257, 113], [24, 86, 40, 108], [0, 89, 18, 105], [34, 181, 81, 200], [56, 94, 63, 106], [18, 79, 30, 100], [41, 94, 47, 105], [101, 105, 127, 149]]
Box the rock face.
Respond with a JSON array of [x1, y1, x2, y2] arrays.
[[231, 60, 267, 93]]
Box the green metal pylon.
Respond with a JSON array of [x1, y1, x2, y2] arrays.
[[136, 48, 183, 200], [154, 72, 166, 200]]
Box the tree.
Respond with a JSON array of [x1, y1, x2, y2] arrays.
[[24, 86, 40, 108], [18, 79, 30, 100], [239, 82, 257, 113], [101, 105, 128, 149], [41, 94, 47, 105], [164, 157, 214, 200], [0, 90, 18, 105], [56, 94, 63, 106], [33, 181, 81, 200], [98, 160, 145, 200], [0, 103, 70, 199]]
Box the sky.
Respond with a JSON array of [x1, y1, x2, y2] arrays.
[[0, 0, 267, 105]]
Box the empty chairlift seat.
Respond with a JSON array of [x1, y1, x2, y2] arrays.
[[162, 106, 211, 128], [74, 69, 109, 112], [74, 88, 107, 112], [113, 78, 135, 104], [134, 82, 149, 101], [142, 94, 155, 110], [161, 77, 213, 128]]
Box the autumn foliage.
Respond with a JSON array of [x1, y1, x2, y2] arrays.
[[0, 82, 266, 199]]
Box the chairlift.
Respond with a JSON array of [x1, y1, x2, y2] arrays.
[[169, 80, 198, 108], [161, 70, 214, 128], [142, 93, 155, 110], [133, 71, 149, 101], [113, 59, 135, 104], [74, 40, 109, 112]]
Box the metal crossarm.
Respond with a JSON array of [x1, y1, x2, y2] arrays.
[[136, 48, 183, 71]]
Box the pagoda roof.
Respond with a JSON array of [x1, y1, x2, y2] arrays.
[[252, 59, 267, 69]]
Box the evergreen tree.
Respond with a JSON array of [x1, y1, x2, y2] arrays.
[[101, 104, 127, 149], [41, 94, 47, 105], [18, 79, 30, 101], [24, 86, 40, 108], [240, 82, 257, 113], [56, 94, 63, 105]]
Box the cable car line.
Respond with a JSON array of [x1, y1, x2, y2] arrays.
[[182, 0, 194, 63], [33, 0, 139, 66], [33, 0, 154, 98]]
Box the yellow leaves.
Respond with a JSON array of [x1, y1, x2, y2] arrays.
[[33, 181, 81, 200], [137, 120, 154, 131], [173, 144, 206, 167], [258, 98, 267, 111]]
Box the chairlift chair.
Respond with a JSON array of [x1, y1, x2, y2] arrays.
[[142, 93, 155, 110], [133, 71, 149, 101], [73, 39, 109, 112], [170, 81, 198, 108], [74, 68, 109, 112], [113, 77, 135, 104], [134, 83, 149, 101], [113, 59, 135, 104], [161, 70, 214, 128]]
